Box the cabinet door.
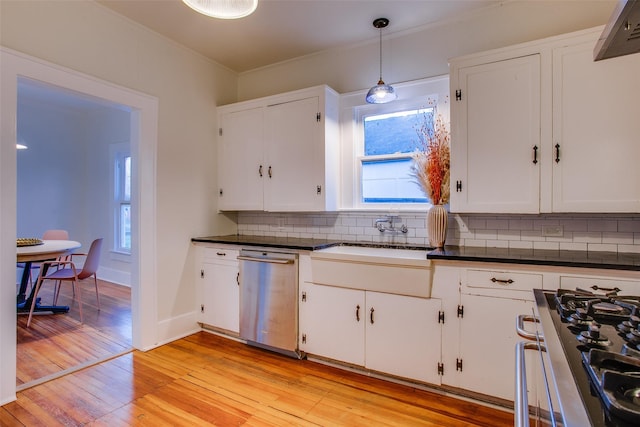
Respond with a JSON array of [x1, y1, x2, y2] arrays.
[[365, 292, 442, 384], [552, 42, 640, 212], [299, 283, 365, 366], [218, 107, 264, 210], [200, 248, 240, 333], [264, 96, 323, 211], [451, 54, 541, 213], [455, 294, 537, 402]]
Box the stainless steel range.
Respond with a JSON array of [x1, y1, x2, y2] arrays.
[[533, 288, 640, 427]]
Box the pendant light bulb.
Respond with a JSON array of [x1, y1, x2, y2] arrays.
[[182, 0, 258, 19], [366, 18, 396, 104]]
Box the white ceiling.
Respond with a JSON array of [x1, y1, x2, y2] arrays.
[[97, 0, 502, 73]]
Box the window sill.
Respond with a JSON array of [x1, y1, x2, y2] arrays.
[[110, 250, 131, 263]]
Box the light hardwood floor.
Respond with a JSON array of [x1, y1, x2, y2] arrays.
[[16, 278, 132, 387], [7, 279, 513, 426]]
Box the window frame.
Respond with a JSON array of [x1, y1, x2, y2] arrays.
[[339, 75, 450, 211], [111, 143, 131, 255], [356, 102, 436, 208]]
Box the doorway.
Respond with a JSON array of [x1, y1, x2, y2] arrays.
[[1, 47, 159, 403], [16, 78, 134, 388]]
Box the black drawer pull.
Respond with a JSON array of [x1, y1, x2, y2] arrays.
[[491, 277, 514, 285]]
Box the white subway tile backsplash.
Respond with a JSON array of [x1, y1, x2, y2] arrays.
[[235, 212, 640, 253]]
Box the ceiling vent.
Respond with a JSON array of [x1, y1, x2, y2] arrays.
[[594, 0, 640, 61]]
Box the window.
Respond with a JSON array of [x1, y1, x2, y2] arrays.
[[360, 107, 435, 204], [340, 75, 449, 210], [114, 149, 131, 253]]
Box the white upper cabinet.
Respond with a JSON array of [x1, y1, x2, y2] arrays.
[[217, 85, 339, 212], [552, 41, 640, 212], [450, 27, 640, 213], [451, 54, 541, 213], [218, 107, 265, 211]]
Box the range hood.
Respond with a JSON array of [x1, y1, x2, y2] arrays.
[[594, 0, 640, 60]]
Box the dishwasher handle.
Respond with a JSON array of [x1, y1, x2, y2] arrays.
[[237, 255, 294, 265]]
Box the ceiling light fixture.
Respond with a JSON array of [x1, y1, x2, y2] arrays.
[[182, 0, 258, 19], [366, 17, 397, 104]]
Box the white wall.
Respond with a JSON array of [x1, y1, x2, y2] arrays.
[[0, 0, 238, 404], [237, 0, 616, 100], [17, 101, 89, 238]]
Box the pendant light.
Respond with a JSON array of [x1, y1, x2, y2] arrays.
[[366, 18, 397, 104], [182, 0, 258, 19]]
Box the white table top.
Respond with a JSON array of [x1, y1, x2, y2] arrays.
[[17, 240, 82, 262]]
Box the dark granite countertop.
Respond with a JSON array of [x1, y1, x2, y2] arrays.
[[191, 235, 340, 251], [191, 236, 640, 271], [427, 246, 640, 271]]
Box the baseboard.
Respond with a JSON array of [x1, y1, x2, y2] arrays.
[[97, 266, 131, 287]]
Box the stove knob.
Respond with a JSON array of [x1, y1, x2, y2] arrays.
[[576, 307, 589, 320], [589, 324, 600, 339], [630, 315, 640, 328]]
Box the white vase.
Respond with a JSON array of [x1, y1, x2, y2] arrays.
[[427, 204, 448, 248]]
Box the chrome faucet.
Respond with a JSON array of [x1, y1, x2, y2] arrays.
[[375, 215, 408, 233]]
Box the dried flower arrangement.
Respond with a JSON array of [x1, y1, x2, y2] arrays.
[[411, 112, 450, 205]]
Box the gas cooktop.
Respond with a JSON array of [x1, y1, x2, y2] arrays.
[[543, 288, 640, 426]]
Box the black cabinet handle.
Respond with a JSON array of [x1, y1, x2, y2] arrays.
[[268, 166, 272, 178], [356, 305, 360, 322], [555, 144, 560, 163], [370, 307, 375, 324], [259, 165, 263, 177], [532, 145, 538, 164], [491, 277, 514, 285]]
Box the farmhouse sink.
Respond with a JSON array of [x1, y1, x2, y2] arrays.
[[312, 244, 429, 266], [310, 244, 432, 297]]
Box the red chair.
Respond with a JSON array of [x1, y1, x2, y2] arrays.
[[27, 238, 103, 327]]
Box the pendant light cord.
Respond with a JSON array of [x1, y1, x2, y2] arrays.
[[378, 26, 383, 81]]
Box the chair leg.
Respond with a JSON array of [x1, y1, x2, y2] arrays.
[[26, 276, 45, 327], [93, 274, 100, 311], [53, 280, 61, 305]]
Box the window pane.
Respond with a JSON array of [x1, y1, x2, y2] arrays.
[[362, 158, 427, 203], [120, 203, 131, 250], [124, 156, 131, 201], [364, 109, 434, 156]]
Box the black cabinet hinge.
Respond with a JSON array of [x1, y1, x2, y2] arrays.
[[301, 291, 307, 302], [316, 185, 322, 195], [200, 304, 204, 313], [457, 305, 464, 318], [455, 89, 462, 101], [438, 362, 444, 376], [456, 180, 462, 192], [302, 334, 307, 344], [456, 358, 463, 372], [200, 269, 204, 279], [316, 112, 321, 122], [438, 310, 445, 324], [219, 188, 223, 197], [219, 128, 223, 136]]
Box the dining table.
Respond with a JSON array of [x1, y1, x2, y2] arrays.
[[16, 239, 82, 314]]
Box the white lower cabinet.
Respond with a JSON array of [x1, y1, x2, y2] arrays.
[[435, 265, 544, 405], [196, 245, 240, 334], [299, 282, 442, 385]]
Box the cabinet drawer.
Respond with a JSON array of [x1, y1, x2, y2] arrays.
[[560, 276, 640, 296], [466, 269, 542, 293], [202, 247, 239, 265]]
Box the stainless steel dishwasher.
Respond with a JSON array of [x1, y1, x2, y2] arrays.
[[238, 249, 300, 358]]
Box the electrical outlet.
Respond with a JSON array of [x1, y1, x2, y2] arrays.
[[454, 215, 469, 233], [542, 225, 563, 237], [276, 217, 286, 230]]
